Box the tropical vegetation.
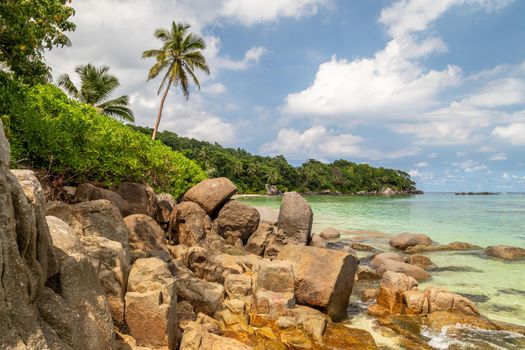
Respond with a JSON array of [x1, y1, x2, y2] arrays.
[[0, 72, 205, 197], [143, 21, 209, 139], [133, 127, 416, 194], [57, 64, 134, 122]]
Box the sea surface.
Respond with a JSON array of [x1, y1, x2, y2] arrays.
[[238, 193, 525, 349]]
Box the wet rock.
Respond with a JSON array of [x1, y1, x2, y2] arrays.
[[183, 177, 237, 215], [497, 288, 525, 297], [319, 227, 341, 240], [124, 214, 165, 261], [357, 265, 382, 281], [486, 245, 525, 260], [310, 233, 327, 248], [125, 257, 179, 349], [277, 244, 358, 320], [390, 233, 432, 250], [277, 191, 313, 245], [370, 271, 418, 315], [458, 293, 490, 303], [405, 254, 436, 270], [432, 265, 483, 273], [405, 241, 480, 254], [116, 182, 159, 219], [349, 242, 375, 251], [217, 200, 260, 243], [74, 183, 127, 214], [362, 288, 379, 302], [245, 222, 275, 256], [180, 320, 253, 350]]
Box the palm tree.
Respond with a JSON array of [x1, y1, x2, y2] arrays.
[[57, 64, 134, 122], [143, 21, 209, 140]]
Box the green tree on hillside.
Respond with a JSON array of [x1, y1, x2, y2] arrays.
[[0, 0, 75, 84], [143, 21, 209, 140], [57, 64, 134, 122]]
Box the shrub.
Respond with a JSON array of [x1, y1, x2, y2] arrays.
[[0, 73, 206, 197]]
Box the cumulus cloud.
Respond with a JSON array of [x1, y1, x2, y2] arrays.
[[408, 169, 435, 181], [260, 125, 420, 160], [492, 123, 525, 145], [452, 159, 488, 172], [489, 153, 508, 161], [414, 162, 430, 168]]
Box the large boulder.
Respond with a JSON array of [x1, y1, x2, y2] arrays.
[[183, 177, 237, 215], [404, 287, 479, 316], [253, 259, 296, 319], [217, 200, 260, 243], [485, 245, 525, 260], [47, 199, 130, 251], [116, 182, 159, 219], [124, 214, 166, 261], [169, 201, 213, 247], [390, 233, 432, 250], [125, 257, 179, 349], [369, 271, 419, 316], [157, 193, 176, 225], [277, 244, 357, 320], [74, 183, 128, 214], [277, 192, 313, 245], [177, 277, 225, 315], [180, 321, 253, 350], [245, 223, 275, 256]]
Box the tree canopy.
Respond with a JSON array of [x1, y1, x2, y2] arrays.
[[57, 64, 134, 122], [0, 0, 75, 84]]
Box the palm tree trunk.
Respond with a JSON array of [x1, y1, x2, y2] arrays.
[[152, 81, 172, 140]]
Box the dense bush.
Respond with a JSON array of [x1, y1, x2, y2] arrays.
[[0, 73, 206, 197], [132, 126, 416, 194]]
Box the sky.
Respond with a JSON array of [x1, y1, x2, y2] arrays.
[[45, 0, 525, 192]]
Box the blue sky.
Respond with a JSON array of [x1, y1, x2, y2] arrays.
[[46, 0, 525, 192]]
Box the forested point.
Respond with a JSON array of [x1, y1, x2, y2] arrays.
[[132, 126, 417, 195]]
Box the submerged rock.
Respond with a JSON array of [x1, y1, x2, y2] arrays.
[[485, 245, 525, 260], [390, 233, 433, 250]]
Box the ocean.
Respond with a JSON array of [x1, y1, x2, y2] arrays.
[[238, 193, 525, 348]]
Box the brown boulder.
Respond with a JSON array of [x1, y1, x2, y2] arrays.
[[74, 183, 127, 214], [124, 214, 165, 260], [157, 192, 175, 224], [371, 271, 418, 315], [405, 241, 480, 254], [277, 192, 313, 245], [47, 199, 130, 251], [245, 223, 275, 256], [405, 254, 436, 270], [277, 244, 358, 320], [116, 182, 159, 219], [310, 233, 327, 248], [177, 277, 225, 315], [125, 257, 179, 348], [169, 201, 213, 247], [183, 177, 237, 215], [217, 200, 260, 243], [390, 233, 432, 250], [255, 206, 279, 225], [485, 245, 525, 260], [371, 253, 431, 281], [319, 227, 341, 239]]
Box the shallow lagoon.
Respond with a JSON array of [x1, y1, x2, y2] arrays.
[[239, 193, 525, 348]]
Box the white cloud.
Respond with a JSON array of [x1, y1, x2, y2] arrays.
[[452, 159, 487, 172], [489, 153, 507, 161], [492, 123, 525, 145], [203, 83, 227, 95], [260, 125, 420, 160], [465, 78, 525, 107], [414, 162, 430, 168], [408, 169, 435, 181]]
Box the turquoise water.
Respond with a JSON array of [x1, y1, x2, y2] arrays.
[[238, 193, 525, 329]]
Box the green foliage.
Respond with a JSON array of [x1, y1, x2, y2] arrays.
[[0, 73, 206, 197], [132, 127, 416, 194], [0, 0, 75, 84], [57, 64, 135, 122]]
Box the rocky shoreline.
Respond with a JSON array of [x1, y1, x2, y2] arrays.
[[1, 121, 524, 350]]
